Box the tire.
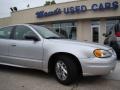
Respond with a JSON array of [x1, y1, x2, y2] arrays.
[[54, 55, 79, 85]]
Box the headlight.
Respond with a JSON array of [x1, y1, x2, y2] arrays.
[[93, 49, 112, 58]]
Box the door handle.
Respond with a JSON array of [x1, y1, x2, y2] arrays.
[[11, 44, 16, 47]]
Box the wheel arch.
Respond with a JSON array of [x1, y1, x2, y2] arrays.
[[48, 52, 83, 75]]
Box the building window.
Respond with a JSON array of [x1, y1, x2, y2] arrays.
[[106, 19, 120, 37], [91, 21, 100, 43], [52, 22, 76, 40]]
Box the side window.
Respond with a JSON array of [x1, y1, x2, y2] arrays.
[[0, 26, 13, 39], [14, 26, 38, 40]]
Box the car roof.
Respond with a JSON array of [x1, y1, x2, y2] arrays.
[[0, 24, 49, 30], [0, 24, 32, 29]]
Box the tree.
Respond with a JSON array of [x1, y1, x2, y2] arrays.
[[44, 0, 56, 6], [51, 0, 56, 4], [44, 1, 51, 6]]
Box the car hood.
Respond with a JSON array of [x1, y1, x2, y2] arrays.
[[47, 39, 111, 50]]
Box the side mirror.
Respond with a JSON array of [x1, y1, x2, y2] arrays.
[[24, 35, 39, 41]]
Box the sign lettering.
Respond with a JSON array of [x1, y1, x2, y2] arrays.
[[36, 1, 119, 18]]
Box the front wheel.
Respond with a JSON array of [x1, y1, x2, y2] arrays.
[[54, 55, 79, 85]]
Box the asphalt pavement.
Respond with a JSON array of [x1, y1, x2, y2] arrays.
[[0, 61, 120, 90], [103, 61, 120, 81]]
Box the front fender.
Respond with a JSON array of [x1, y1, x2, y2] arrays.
[[42, 42, 90, 72]]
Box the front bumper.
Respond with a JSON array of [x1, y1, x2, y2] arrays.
[[80, 55, 117, 76]]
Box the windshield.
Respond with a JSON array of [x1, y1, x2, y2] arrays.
[[31, 25, 62, 39], [118, 41, 120, 45]]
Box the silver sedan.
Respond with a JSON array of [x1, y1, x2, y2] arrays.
[[0, 24, 117, 85]]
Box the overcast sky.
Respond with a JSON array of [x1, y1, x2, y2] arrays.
[[0, 0, 74, 18]]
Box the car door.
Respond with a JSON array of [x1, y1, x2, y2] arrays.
[[0, 26, 14, 63], [9, 25, 43, 69]]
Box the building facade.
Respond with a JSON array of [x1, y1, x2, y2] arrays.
[[0, 0, 120, 44]]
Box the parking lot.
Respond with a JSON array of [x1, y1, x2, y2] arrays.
[[0, 61, 120, 90]]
